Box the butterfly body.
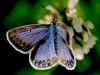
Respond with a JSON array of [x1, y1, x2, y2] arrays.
[[6, 20, 76, 70]]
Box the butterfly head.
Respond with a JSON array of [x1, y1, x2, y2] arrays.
[[51, 17, 56, 25], [49, 14, 57, 25], [51, 16, 57, 25]]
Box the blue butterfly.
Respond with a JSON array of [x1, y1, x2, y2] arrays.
[[6, 18, 76, 70]]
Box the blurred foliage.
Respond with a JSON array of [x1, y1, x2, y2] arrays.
[[15, 67, 56, 75], [4, 0, 68, 29], [4, 1, 31, 29], [75, 56, 91, 72], [91, 70, 100, 75], [3, 0, 100, 75]]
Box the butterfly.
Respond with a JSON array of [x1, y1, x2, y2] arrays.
[[6, 18, 76, 70]]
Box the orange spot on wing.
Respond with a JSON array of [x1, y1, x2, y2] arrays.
[[64, 60, 70, 65], [47, 59, 51, 64], [41, 61, 47, 64]]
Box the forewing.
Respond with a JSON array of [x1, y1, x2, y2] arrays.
[[6, 24, 49, 54], [29, 32, 58, 70], [56, 33, 76, 70]]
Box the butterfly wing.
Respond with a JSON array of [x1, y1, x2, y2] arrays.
[[29, 31, 58, 70], [56, 23, 70, 45], [56, 33, 76, 70], [6, 24, 49, 54]]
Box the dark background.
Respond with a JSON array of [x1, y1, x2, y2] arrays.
[[1, 0, 100, 75]]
